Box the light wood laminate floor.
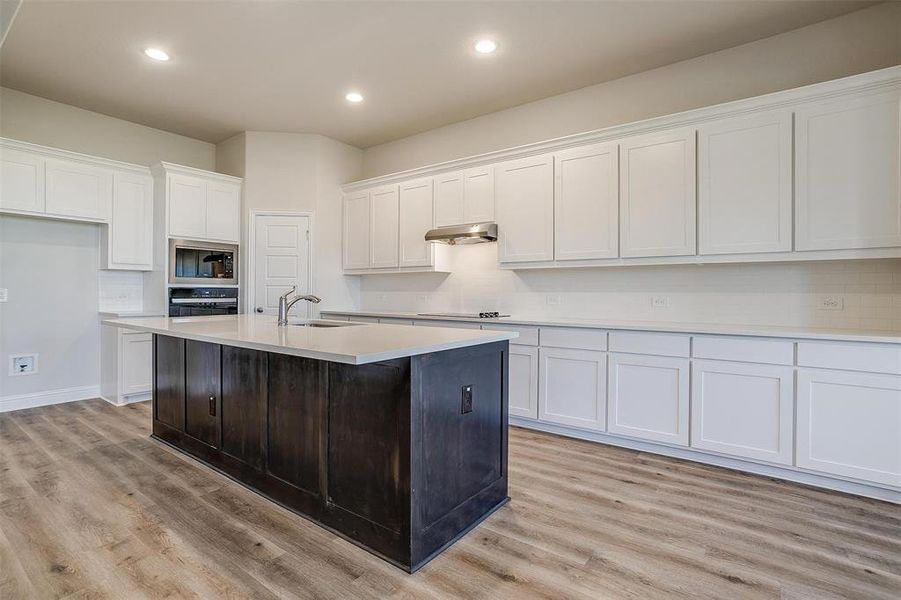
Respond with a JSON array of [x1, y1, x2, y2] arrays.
[[1, 399, 899, 599]]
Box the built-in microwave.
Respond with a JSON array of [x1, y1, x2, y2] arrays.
[[168, 239, 238, 286]]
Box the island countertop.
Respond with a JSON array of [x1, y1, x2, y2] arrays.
[[103, 314, 518, 365]]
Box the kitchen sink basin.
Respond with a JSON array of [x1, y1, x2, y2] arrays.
[[290, 319, 361, 328]]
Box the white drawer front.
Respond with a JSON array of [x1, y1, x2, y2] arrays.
[[693, 336, 794, 365], [539, 327, 607, 351], [798, 341, 901, 375], [413, 319, 481, 329], [609, 331, 690, 357], [481, 323, 539, 346]]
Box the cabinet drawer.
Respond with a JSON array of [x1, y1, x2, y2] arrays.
[[797, 341, 901, 375], [481, 323, 539, 346], [693, 336, 794, 365], [413, 319, 481, 329], [609, 331, 689, 357], [539, 327, 607, 351]]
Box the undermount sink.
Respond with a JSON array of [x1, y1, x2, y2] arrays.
[[290, 319, 361, 328]]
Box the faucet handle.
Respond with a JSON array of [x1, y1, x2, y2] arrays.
[[279, 285, 296, 301]]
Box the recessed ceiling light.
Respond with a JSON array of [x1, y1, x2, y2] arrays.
[[474, 39, 497, 54], [345, 92, 364, 103], [144, 48, 170, 61]]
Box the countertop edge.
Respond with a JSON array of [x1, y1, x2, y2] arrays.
[[319, 310, 901, 345]]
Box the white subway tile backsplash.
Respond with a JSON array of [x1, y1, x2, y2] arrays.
[[359, 246, 901, 332]]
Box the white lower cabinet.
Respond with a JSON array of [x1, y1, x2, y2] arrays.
[[101, 327, 153, 406], [691, 360, 794, 465], [797, 369, 901, 487], [607, 353, 689, 445], [509, 345, 539, 419], [538, 347, 606, 431]]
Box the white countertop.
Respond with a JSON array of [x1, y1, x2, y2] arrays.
[[103, 314, 517, 365], [319, 310, 901, 345], [99, 310, 167, 318]]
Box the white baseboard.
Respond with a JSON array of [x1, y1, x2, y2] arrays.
[[510, 417, 901, 505], [100, 391, 151, 407], [0, 384, 101, 413]]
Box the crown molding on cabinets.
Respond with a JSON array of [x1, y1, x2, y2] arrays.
[[0, 137, 150, 176], [342, 65, 901, 192], [150, 161, 243, 184]]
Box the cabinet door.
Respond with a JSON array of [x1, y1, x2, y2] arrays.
[[398, 177, 434, 267], [121, 332, 152, 396], [509, 345, 538, 419], [691, 360, 793, 465], [168, 174, 207, 239], [369, 185, 399, 268], [206, 180, 241, 242], [108, 172, 153, 269], [0, 148, 45, 213], [554, 142, 619, 260], [343, 190, 371, 269], [608, 353, 689, 445], [797, 369, 901, 487], [796, 90, 901, 251], [699, 111, 792, 255], [434, 171, 464, 227], [620, 129, 696, 258], [185, 340, 221, 448], [45, 158, 112, 221], [463, 166, 494, 223], [221, 346, 267, 470], [154, 335, 185, 431], [538, 347, 606, 431], [496, 154, 554, 263]]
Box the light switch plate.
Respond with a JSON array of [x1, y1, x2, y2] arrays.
[[0, 288, 7, 302]]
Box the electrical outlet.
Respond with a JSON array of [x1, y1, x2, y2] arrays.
[[546, 294, 562, 306], [817, 295, 844, 311], [9, 354, 38, 376], [651, 296, 671, 309], [0, 288, 7, 302]]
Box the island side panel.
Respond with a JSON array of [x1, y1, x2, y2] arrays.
[[326, 358, 413, 566], [184, 340, 221, 448], [410, 340, 510, 569], [153, 335, 185, 432]]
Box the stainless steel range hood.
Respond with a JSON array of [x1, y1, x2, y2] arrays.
[[424, 222, 497, 245]]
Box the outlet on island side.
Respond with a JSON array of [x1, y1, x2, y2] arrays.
[[461, 384, 473, 414]]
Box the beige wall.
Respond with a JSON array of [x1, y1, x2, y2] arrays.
[[362, 1, 901, 177], [0, 87, 215, 169], [215, 132, 363, 314]]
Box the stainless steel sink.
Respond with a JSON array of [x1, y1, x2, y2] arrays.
[[290, 319, 361, 328]]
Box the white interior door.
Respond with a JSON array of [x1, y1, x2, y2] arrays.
[[252, 214, 311, 317]]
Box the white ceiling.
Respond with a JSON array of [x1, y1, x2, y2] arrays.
[[0, 0, 877, 148]]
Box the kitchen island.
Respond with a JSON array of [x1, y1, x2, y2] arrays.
[[103, 314, 517, 572]]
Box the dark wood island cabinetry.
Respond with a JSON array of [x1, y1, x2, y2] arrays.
[[151, 334, 509, 572]]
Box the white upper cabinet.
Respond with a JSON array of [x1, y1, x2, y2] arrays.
[[434, 166, 494, 227], [0, 147, 45, 213], [343, 190, 371, 269], [619, 128, 696, 258], [168, 174, 207, 239], [45, 158, 112, 221], [205, 180, 241, 242], [795, 90, 901, 251], [398, 177, 434, 267], [369, 184, 400, 268], [554, 142, 619, 260], [164, 167, 242, 243], [462, 166, 494, 224], [496, 153, 554, 263], [105, 172, 153, 270], [698, 111, 793, 255]]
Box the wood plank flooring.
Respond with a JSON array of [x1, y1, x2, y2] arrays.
[[1, 399, 899, 599]]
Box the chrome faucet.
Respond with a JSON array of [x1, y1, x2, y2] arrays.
[[277, 286, 321, 325]]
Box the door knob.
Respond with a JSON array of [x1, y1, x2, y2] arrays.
[[255, 307, 264, 313]]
